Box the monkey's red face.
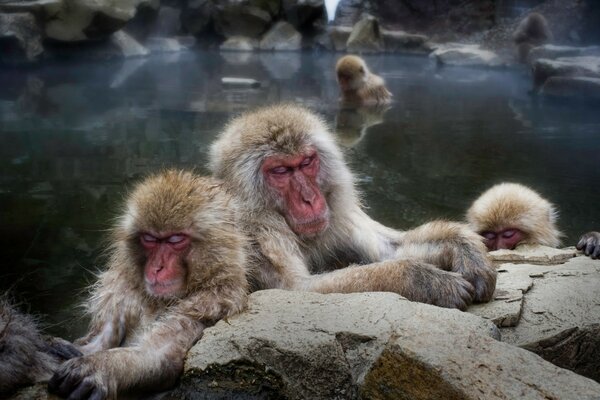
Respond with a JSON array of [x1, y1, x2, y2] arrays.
[[481, 229, 525, 251], [140, 233, 190, 298], [262, 150, 329, 237]]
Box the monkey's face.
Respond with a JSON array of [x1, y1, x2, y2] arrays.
[[139, 232, 191, 298], [480, 228, 525, 251], [261, 148, 330, 237], [337, 67, 366, 92]]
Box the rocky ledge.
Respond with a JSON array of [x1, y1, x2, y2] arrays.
[[9, 247, 600, 400]]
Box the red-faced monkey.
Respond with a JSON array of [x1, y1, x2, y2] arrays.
[[0, 297, 81, 396], [48, 171, 248, 400], [466, 182, 562, 251], [336, 55, 392, 106], [209, 104, 496, 311]]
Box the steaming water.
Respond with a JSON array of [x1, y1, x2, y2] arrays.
[[1, 51, 599, 338]]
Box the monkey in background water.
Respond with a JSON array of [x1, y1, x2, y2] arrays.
[[336, 55, 392, 106]]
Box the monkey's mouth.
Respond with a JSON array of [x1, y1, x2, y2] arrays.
[[145, 279, 183, 298], [291, 215, 330, 237]]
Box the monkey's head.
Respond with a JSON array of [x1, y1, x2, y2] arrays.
[[117, 171, 240, 299], [467, 182, 561, 251], [336, 55, 369, 92], [210, 104, 356, 239]]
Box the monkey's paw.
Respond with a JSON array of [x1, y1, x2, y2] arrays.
[[577, 231, 600, 259], [48, 357, 110, 400], [45, 337, 83, 360], [430, 271, 475, 311]]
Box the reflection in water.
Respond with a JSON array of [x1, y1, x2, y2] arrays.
[[1, 51, 599, 338], [334, 105, 389, 147]]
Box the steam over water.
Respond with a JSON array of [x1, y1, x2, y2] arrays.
[[1, 51, 599, 337]]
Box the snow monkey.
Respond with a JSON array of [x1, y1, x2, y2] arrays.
[[209, 104, 496, 311], [335, 55, 392, 106], [466, 182, 562, 251], [0, 297, 82, 396], [48, 171, 249, 400], [513, 12, 552, 63]]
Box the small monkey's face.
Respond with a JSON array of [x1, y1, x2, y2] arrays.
[[139, 232, 191, 298], [480, 228, 525, 251], [336, 56, 367, 92], [262, 149, 330, 237]]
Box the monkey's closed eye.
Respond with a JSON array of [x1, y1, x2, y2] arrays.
[[141, 234, 158, 243], [270, 166, 290, 175], [167, 235, 186, 244], [482, 232, 496, 240], [300, 157, 313, 168]]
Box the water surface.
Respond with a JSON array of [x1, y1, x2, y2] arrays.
[[1, 51, 599, 338]]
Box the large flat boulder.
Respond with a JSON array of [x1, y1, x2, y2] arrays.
[[259, 20, 302, 51], [382, 29, 431, 54], [532, 56, 600, 88], [470, 252, 600, 382], [169, 290, 600, 400], [430, 43, 503, 68], [529, 44, 600, 63], [541, 76, 600, 100]]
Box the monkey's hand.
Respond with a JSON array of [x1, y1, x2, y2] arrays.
[[48, 355, 112, 400], [399, 221, 497, 303], [409, 263, 475, 311], [577, 231, 600, 259], [44, 336, 83, 360]]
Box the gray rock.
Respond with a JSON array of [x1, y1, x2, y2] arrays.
[[110, 30, 148, 58], [382, 29, 431, 54], [259, 21, 302, 51], [541, 76, 600, 100], [490, 244, 578, 265], [470, 255, 600, 382], [213, 3, 272, 38], [529, 44, 600, 63], [220, 35, 258, 51], [329, 25, 352, 51], [0, 12, 43, 64], [431, 43, 503, 68], [170, 290, 600, 400], [346, 14, 383, 53], [43, 0, 157, 42], [282, 0, 325, 30], [533, 56, 600, 88]]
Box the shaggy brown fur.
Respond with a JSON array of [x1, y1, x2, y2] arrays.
[[48, 171, 249, 400], [466, 182, 561, 248], [210, 104, 496, 311], [336, 55, 392, 106], [513, 13, 553, 63]]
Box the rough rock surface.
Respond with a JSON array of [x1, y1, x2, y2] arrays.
[[220, 35, 259, 51], [529, 44, 600, 63], [431, 43, 503, 67], [382, 29, 431, 54], [329, 25, 352, 51], [168, 290, 600, 400], [346, 14, 383, 53], [259, 21, 302, 51], [533, 56, 600, 88], [489, 244, 578, 265], [470, 250, 600, 382], [213, 2, 273, 39], [44, 0, 156, 42]]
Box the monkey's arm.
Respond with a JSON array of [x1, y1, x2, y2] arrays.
[[76, 255, 146, 355], [49, 288, 247, 400], [303, 259, 474, 310], [577, 231, 600, 259], [394, 221, 497, 303]]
